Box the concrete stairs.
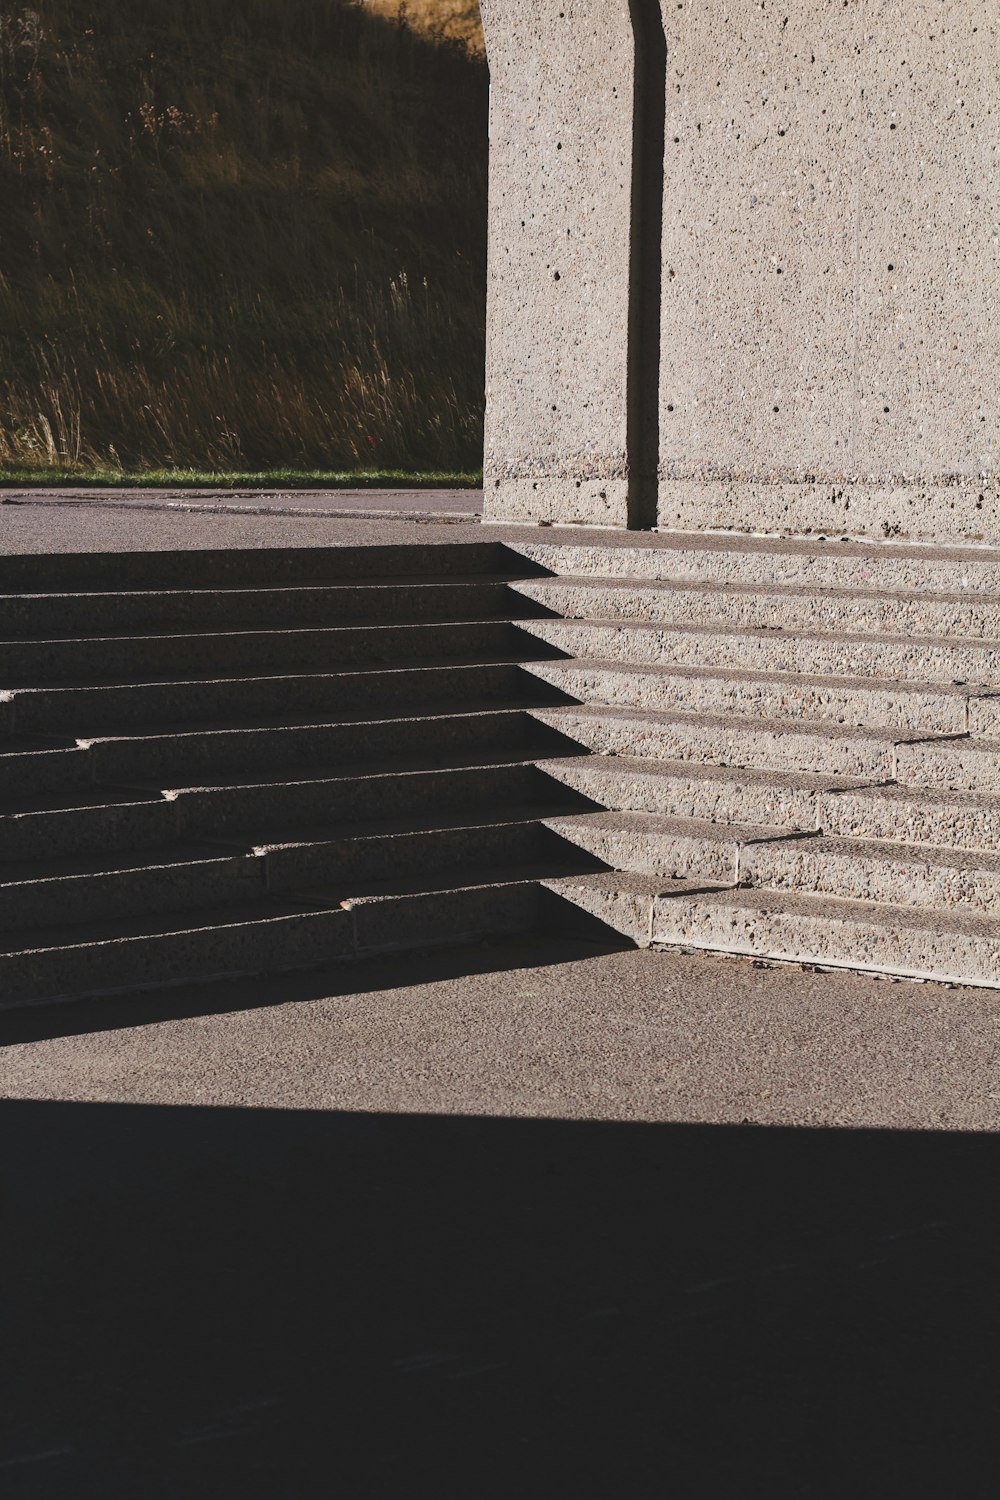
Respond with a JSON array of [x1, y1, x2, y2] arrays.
[[510, 533, 1000, 988], [0, 543, 611, 1008], [6, 530, 1000, 1006]]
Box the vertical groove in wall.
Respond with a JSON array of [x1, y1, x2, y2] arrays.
[[627, 0, 667, 530]]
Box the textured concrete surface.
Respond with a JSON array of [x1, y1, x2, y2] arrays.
[[1, 940, 997, 1129], [479, 1, 636, 525], [3, 967, 998, 1497], [657, 0, 998, 541], [480, 3, 997, 539]]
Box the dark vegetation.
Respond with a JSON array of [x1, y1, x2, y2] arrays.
[[0, 0, 488, 475]]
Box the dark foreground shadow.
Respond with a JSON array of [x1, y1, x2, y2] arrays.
[[2, 1103, 997, 1499]]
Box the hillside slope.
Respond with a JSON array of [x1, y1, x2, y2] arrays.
[[0, 0, 488, 474]]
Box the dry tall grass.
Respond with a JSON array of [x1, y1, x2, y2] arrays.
[[0, 0, 488, 473], [369, 1, 483, 53]]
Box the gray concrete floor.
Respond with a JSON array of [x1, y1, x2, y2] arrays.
[[1, 941, 998, 1133], [3, 491, 998, 1498]]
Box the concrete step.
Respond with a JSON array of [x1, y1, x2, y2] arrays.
[[5, 661, 566, 737], [525, 658, 972, 734], [0, 844, 268, 930], [743, 835, 1000, 918], [0, 620, 561, 688], [0, 811, 596, 931], [537, 753, 861, 831], [543, 810, 789, 882], [253, 811, 604, 893], [514, 535, 1000, 595], [165, 756, 598, 846], [969, 696, 1000, 737], [649, 885, 1000, 989], [514, 575, 1000, 641], [0, 868, 585, 1009], [541, 872, 724, 946], [85, 709, 577, 789], [531, 704, 946, 779], [520, 617, 1000, 687], [0, 542, 539, 593], [0, 736, 94, 799], [896, 737, 1000, 795], [0, 578, 546, 639], [818, 782, 1000, 855], [0, 898, 356, 1007]]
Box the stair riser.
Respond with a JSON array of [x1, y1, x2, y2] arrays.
[[0, 582, 535, 638], [649, 896, 1000, 989], [542, 875, 657, 946], [348, 883, 543, 956], [534, 711, 897, 779], [742, 843, 1000, 919], [817, 788, 1000, 854], [0, 543, 524, 593], [8, 664, 559, 737], [0, 880, 554, 1008], [1, 908, 356, 1008], [526, 662, 968, 735], [1, 746, 93, 800], [516, 542, 1000, 595], [0, 622, 553, 687], [969, 697, 1000, 737], [0, 854, 267, 930], [170, 764, 580, 845], [896, 742, 1000, 796], [543, 817, 742, 882], [516, 580, 1000, 640], [521, 620, 1000, 687], [88, 714, 574, 788], [0, 798, 180, 863], [264, 822, 562, 892], [537, 759, 830, 831]]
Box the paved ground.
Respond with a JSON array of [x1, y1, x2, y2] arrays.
[[2, 492, 998, 1497]]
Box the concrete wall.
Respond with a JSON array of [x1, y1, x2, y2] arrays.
[[479, 0, 638, 526], [657, 0, 999, 543], [482, 0, 998, 541]]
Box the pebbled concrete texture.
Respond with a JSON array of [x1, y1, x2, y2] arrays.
[[657, 0, 999, 541], [479, 1, 636, 526], [479, 2, 997, 538], [652, 886, 1000, 991], [0, 939, 997, 1131]]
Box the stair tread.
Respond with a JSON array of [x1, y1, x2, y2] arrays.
[[769, 834, 1000, 874], [70, 703, 556, 744], [0, 573, 535, 601], [8, 656, 549, 695], [306, 854, 599, 906], [516, 532, 1000, 564], [827, 780, 1000, 810], [538, 751, 866, 791], [1, 861, 582, 955], [544, 809, 785, 843], [254, 801, 589, 850], [526, 614, 1000, 655], [657, 881, 1000, 938], [523, 573, 1000, 606], [545, 870, 722, 897], [535, 702, 955, 745], [533, 657, 978, 697]]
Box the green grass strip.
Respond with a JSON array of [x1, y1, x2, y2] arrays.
[[0, 469, 483, 490]]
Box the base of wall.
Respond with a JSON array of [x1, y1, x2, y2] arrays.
[[657, 479, 1000, 547], [483, 477, 630, 528]]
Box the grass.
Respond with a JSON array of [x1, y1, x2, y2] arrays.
[[0, 0, 488, 478], [0, 467, 482, 488]]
